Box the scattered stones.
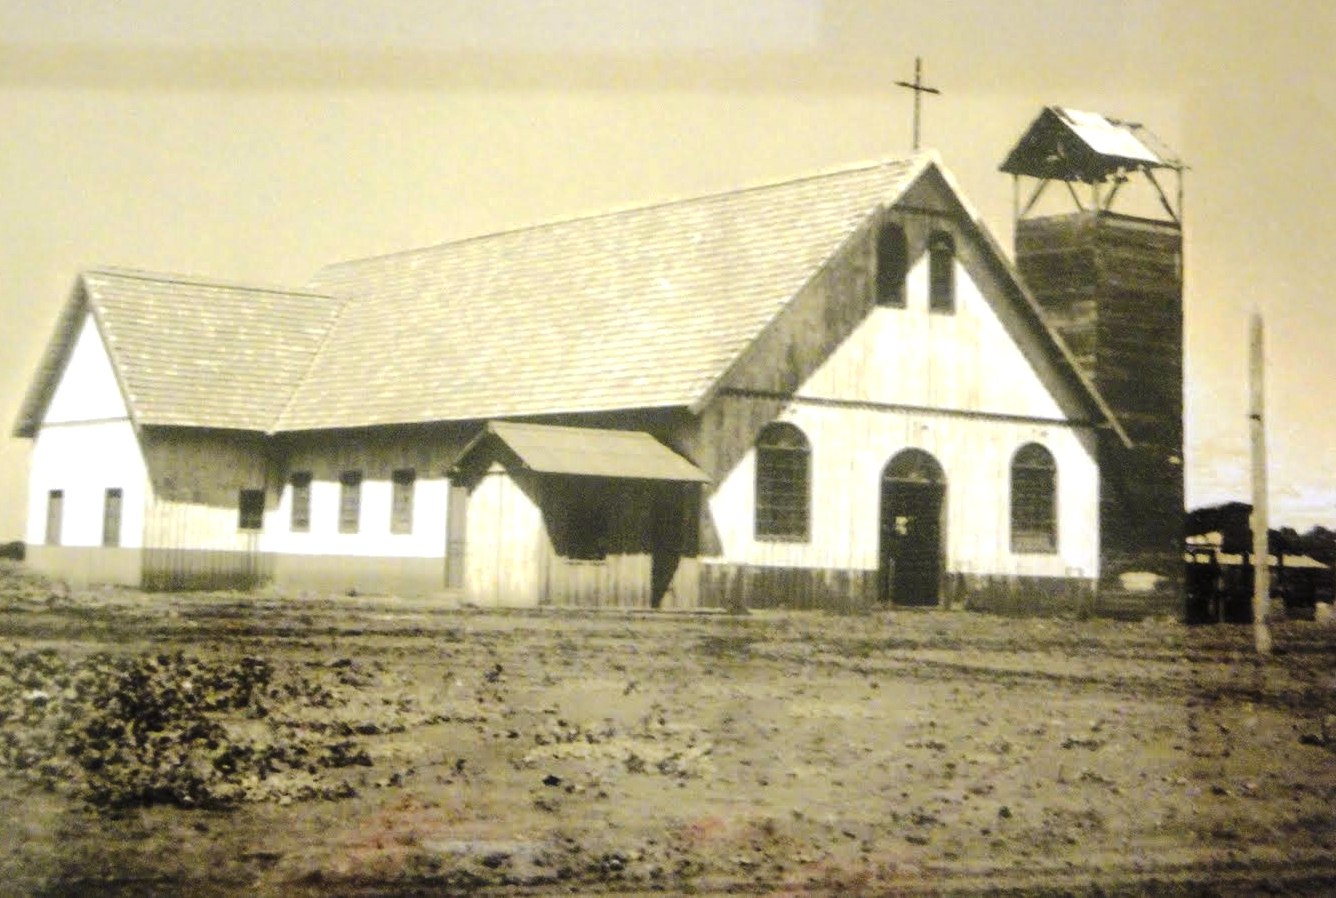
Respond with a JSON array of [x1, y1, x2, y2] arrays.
[[0, 647, 389, 808]]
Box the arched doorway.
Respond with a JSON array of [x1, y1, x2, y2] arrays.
[[879, 449, 946, 605]]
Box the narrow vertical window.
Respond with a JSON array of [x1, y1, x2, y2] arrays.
[[445, 481, 468, 589], [339, 471, 362, 534], [102, 488, 123, 547], [754, 423, 810, 541], [929, 230, 955, 313], [1011, 443, 1057, 553], [391, 468, 416, 534], [876, 221, 908, 307], [45, 489, 63, 546], [290, 472, 312, 532], [238, 489, 265, 531]]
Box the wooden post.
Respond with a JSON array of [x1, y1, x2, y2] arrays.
[[1250, 312, 1272, 655]]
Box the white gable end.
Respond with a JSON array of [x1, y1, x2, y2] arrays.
[[799, 255, 1066, 419], [42, 312, 130, 425]]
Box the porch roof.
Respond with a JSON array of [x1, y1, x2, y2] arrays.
[[455, 421, 709, 483]]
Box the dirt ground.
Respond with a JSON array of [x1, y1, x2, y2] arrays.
[[2, 562, 1336, 896]]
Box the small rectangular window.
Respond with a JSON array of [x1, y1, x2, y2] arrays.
[[339, 471, 362, 534], [238, 489, 265, 531], [391, 469, 415, 534], [102, 488, 123, 547], [290, 472, 312, 532], [45, 490, 63, 546]]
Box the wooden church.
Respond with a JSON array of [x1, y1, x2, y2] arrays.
[[13, 108, 1187, 617]]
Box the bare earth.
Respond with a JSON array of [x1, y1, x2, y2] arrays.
[[2, 563, 1336, 896]]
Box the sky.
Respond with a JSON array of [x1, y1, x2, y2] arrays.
[[1, 0, 1334, 541]]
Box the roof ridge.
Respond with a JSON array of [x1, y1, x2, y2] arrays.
[[86, 266, 333, 300], [317, 153, 928, 275]]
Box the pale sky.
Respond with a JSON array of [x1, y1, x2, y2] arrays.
[[2, 1, 1334, 541]]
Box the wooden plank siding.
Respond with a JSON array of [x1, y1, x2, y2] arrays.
[[701, 400, 1099, 601], [678, 170, 1102, 612], [1016, 212, 1184, 614], [463, 466, 546, 606], [139, 428, 276, 590]]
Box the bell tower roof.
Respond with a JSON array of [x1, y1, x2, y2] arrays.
[[1000, 106, 1182, 183]]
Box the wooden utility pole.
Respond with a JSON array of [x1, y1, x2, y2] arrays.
[[1250, 312, 1272, 655], [894, 57, 941, 151]]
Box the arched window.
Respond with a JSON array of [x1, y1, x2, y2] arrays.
[[876, 222, 907, 307], [928, 230, 955, 313], [755, 422, 810, 540], [1011, 443, 1057, 553]]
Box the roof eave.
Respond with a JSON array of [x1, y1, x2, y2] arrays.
[[687, 152, 937, 417], [10, 275, 146, 439], [907, 158, 1135, 449]]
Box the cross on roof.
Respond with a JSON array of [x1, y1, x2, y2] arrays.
[[894, 57, 941, 151]]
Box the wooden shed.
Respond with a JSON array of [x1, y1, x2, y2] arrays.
[[448, 422, 708, 609]]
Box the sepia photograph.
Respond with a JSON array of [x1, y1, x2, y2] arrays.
[[1, 2, 1335, 894]]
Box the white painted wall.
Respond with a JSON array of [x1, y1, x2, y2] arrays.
[[263, 472, 451, 558], [709, 407, 1098, 580], [707, 253, 1100, 581], [26, 313, 149, 547], [801, 255, 1065, 417], [263, 439, 463, 560]]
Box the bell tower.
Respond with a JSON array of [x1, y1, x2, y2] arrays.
[[1001, 107, 1187, 616]]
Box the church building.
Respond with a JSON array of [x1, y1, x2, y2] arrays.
[[13, 109, 1187, 617]]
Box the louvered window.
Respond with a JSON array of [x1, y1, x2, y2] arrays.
[[45, 490, 63, 546], [876, 222, 908, 307], [929, 230, 955, 313], [1011, 443, 1057, 553], [339, 471, 362, 534], [290, 472, 312, 532], [102, 488, 123, 547], [391, 469, 416, 534], [755, 423, 810, 541]]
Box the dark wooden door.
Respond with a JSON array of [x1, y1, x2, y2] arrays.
[[879, 450, 945, 606]]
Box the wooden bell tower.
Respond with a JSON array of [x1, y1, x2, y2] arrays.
[[1001, 107, 1188, 617]]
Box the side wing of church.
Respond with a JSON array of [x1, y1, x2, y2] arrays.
[[13, 120, 1186, 617]]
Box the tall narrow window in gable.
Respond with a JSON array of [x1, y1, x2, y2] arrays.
[[876, 222, 908, 307], [290, 472, 312, 532], [45, 490, 63, 546], [102, 488, 123, 547], [238, 489, 265, 531], [928, 230, 956, 313], [755, 423, 810, 541], [391, 469, 416, 534], [339, 471, 362, 534], [1011, 443, 1057, 553]]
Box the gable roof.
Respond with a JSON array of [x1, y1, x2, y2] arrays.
[[452, 421, 709, 482], [13, 269, 343, 436], [1000, 106, 1184, 182], [16, 153, 1130, 447], [279, 155, 932, 431]]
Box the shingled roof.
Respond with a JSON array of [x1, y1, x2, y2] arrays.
[[14, 269, 342, 436], [279, 155, 930, 431], [18, 151, 1128, 445]]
